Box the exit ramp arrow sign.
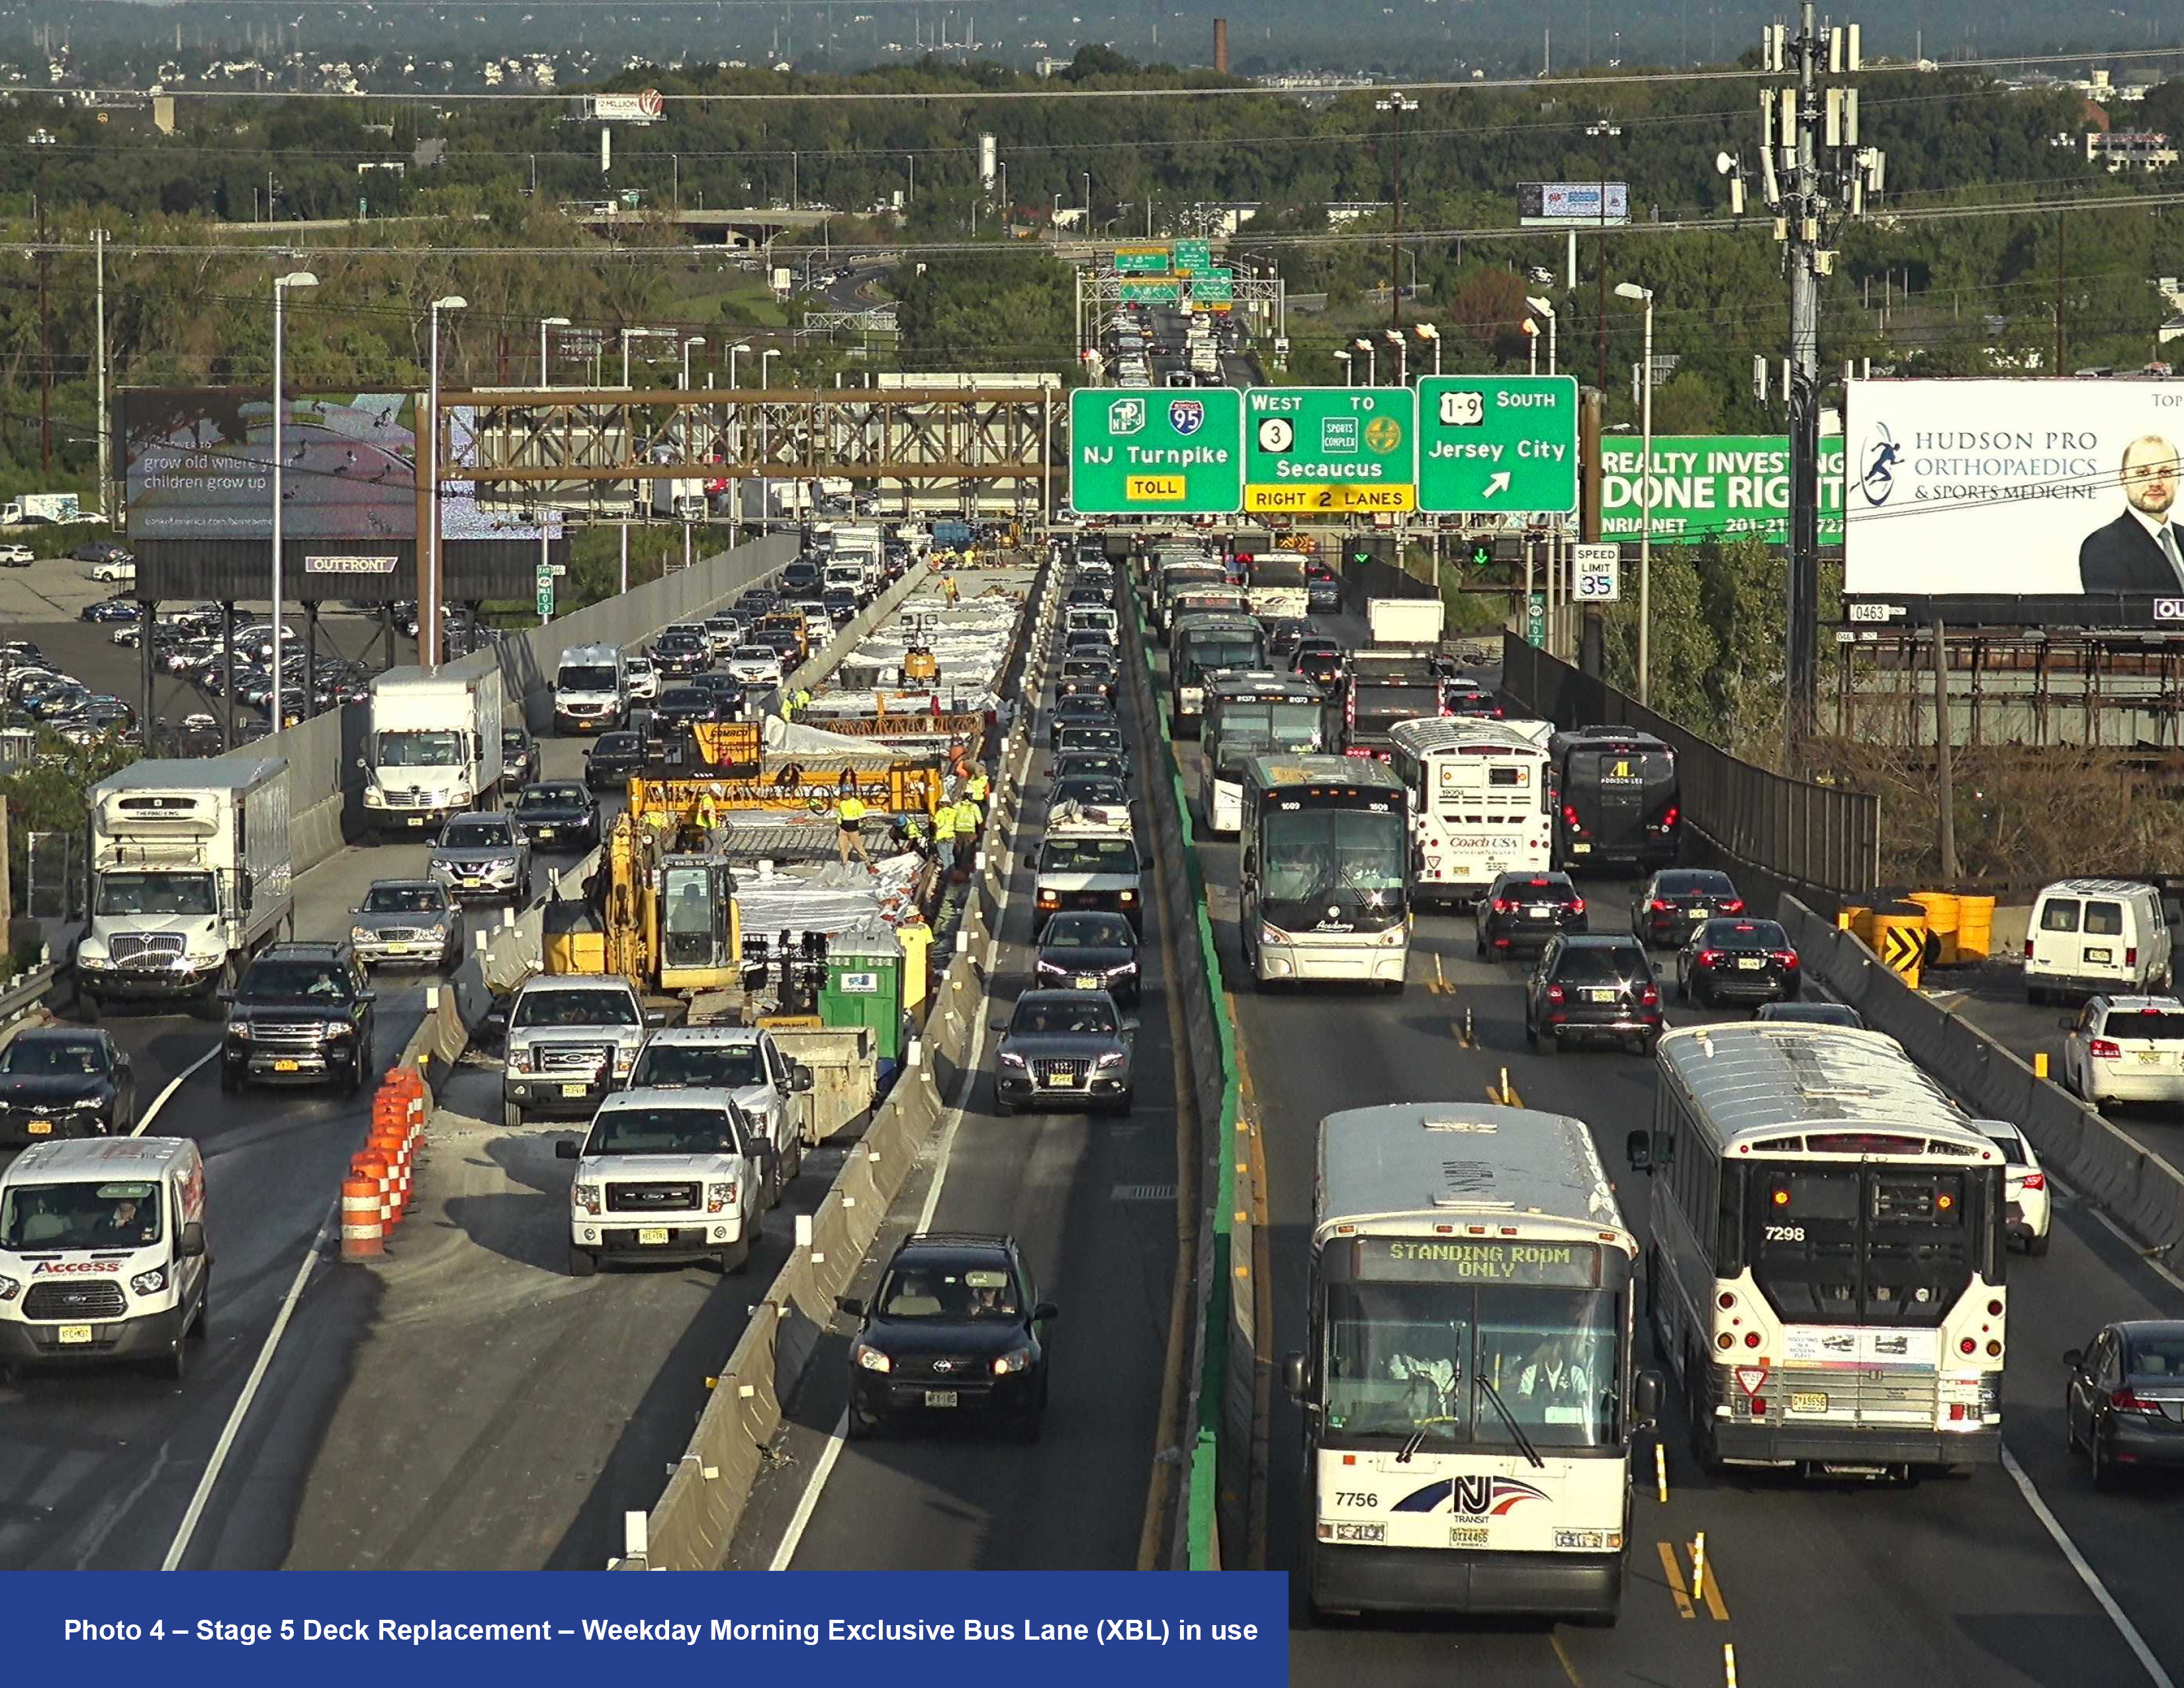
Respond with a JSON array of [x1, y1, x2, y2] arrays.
[[1416, 375, 1579, 516]]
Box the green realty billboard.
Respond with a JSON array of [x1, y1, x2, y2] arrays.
[[1597, 436, 1845, 544]]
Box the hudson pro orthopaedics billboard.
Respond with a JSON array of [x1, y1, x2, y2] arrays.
[[1843, 379, 2184, 600]]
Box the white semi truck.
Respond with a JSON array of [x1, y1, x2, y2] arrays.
[[360, 667, 507, 838], [76, 753, 294, 1011]]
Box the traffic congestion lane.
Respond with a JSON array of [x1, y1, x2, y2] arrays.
[[731, 615, 1179, 1575], [1145, 619, 2173, 1685]]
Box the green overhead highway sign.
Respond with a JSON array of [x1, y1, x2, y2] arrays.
[[1243, 386, 1416, 514], [1069, 387, 1244, 515], [1114, 247, 1171, 275], [1416, 374, 1579, 516], [1191, 269, 1236, 310], [1118, 278, 1181, 303], [1175, 239, 1212, 274]]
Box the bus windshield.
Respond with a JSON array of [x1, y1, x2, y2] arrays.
[[1748, 1164, 1977, 1327], [1218, 703, 1322, 755], [1322, 1282, 1619, 1449], [1183, 637, 1265, 675], [1261, 807, 1406, 912]]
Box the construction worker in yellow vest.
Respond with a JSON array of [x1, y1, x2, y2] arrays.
[[694, 789, 719, 833], [836, 792, 872, 869], [951, 792, 983, 854], [944, 574, 960, 606], [931, 798, 961, 875], [966, 769, 990, 808]]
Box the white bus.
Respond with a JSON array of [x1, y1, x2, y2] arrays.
[[1239, 755, 1410, 991], [1199, 673, 1326, 836], [1287, 1103, 1651, 1622], [1387, 717, 1555, 910], [1631, 1023, 2009, 1479]]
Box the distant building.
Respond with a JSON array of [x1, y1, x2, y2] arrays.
[[1325, 201, 1393, 228], [2087, 131, 2176, 171]]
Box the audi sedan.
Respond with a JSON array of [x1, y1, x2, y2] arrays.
[[514, 780, 603, 850], [1632, 868, 1747, 949], [1676, 917, 1801, 1009]]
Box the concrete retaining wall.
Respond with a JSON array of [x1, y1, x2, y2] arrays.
[[1780, 896, 2184, 1257]]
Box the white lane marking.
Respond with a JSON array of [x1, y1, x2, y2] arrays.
[[2084, 1202, 2184, 1296], [160, 1197, 336, 1571], [133, 1048, 220, 1136], [2001, 1445, 2178, 1688]]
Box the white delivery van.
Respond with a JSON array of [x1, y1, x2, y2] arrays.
[[2024, 878, 2173, 1003], [552, 643, 629, 736], [0, 1137, 210, 1378]]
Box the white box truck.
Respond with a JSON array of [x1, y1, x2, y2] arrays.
[[361, 667, 506, 837], [75, 753, 294, 1010], [1, 491, 82, 527], [831, 521, 886, 586], [650, 477, 708, 522], [1367, 597, 1445, 648]]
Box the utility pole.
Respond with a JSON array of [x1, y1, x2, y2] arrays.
[[30, 129, 54, 474], [1377, 91, 1418, 332], [1585, 119, 1620, 397], [1739, 6, 1881, 741], [93, 228, 109, 516]]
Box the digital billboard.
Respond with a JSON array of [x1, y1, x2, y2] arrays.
[[1843, 379, 2184, 605], [1517, 182, 1629, 226]]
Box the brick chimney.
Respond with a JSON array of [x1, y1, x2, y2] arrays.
[[1213, 16, 1229, 73]]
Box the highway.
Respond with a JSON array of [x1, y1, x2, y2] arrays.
[[730, 567, 1182, 1575]]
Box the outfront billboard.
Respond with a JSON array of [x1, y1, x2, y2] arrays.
[[1517, 182, 1629, 226], [1843, 378, 2184, 612]]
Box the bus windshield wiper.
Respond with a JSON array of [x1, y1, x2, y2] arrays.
[[1475, 1374, 1545, 1470]]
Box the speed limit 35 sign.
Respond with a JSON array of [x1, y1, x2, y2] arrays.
[[1570, 543, 1621, 602]]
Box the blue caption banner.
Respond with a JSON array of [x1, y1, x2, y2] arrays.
[[7, 1573, 1289, 1688]]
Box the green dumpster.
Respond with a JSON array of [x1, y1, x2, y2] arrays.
[[818, 925, 905, 1062]]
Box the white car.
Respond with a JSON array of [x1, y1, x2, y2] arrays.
[[2060, 994, 2184, 1107], [555, 1088, 770, 1276], [726, 644, 786, 686], [0, 543, 33, 567], [623, 655, 661, 702], [628, 1025, 815, 1201], [91, 559, 135, 583], [1968, 1117, 2052, 1256]]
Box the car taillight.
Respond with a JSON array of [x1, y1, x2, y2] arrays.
[[1569, 897, 1586, 915], [2089, 1037, 2123, 1059], [1546, 985, 1566, 1004], [1492, 898, 1514, 913], [1641, 984, 1661, 1005], [1649, 899, 1674, 912], [2021, 1172, 2046, 1190], [1696, 949, 1721, 968], [1722, 899, 1745, 914], [2025, 937, 2035, 958], [2111, 1388, 2163, 1415], [2126, 946, 2139, 966], [1661, 805, 1680, 829], [1771, 950, 1799, 967]]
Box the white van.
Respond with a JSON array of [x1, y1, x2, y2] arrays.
[[552, 643, 629, 737], [0, 1137, 210, 1378], [2024, 878, 2174, 1003]]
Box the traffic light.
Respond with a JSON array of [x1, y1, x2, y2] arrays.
[[1349, 535, 1397, 573], [1469, 541, 1492, 569]]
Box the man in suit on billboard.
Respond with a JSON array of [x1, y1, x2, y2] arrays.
[[2079, 435, 2184, 592]]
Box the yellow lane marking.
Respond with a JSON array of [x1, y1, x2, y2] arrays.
[[1655, 1540, 1696, 1620], [1695, 1544, 1731, 1621], [1550, 1630, 1586, 1687]]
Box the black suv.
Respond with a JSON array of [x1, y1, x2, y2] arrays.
[[1475, 871, 1587, 958], [1676, 917, 1801, 1009], [220, 943, 378, 1095], [837, 1232, 1057, 1440], [586, 730, 647, 792], [1524, 934, 1661, 1057]]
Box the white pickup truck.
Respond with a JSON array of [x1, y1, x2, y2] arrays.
[[555, 1088, 774, 1276]]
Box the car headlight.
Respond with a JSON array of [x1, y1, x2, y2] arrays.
[[1261, 923, 1289, 945], [1118, 890, 1137, 904], [130, 1268, 166, 1296], [991, 1347, 1036, 1377], [1380, 926, 1406, 946], [572, 1183, 602, 1216], [1095, 1051, 1128, 1071], [706, 1180, 738, 1214], [0, 1274, 19, 1302], [227, 1021, 252, 1041], [999, 1051, 1027, 1069], [351, 925, 373, 944], [326, 1021, 355, 1038], [854, 1342, 892, 1373], [508, 1046, 533, 1073], [613, 1047, 636, 1076], [70, 1096, 107, 1109], [1035, 959, 1068, 976], [1107, 962, 1139, 980]]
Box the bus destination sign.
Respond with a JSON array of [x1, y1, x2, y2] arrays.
[[1361, 1237, 1602, 1286]]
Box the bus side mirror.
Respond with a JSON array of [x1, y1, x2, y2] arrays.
[[1634, 1369, 1663, 1429], [1283, 1351, 1308, 1402], [1625, 1131, 1652, 1172]]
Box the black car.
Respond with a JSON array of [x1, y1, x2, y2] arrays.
[[1676, 917, 1801, 1009], [1058, 658, 1118, 701], [822, 586, 860, 627], [1441, 680, 1506, 720], [652, 630, 709, 677], [2066, 1321, 2184, 1488], [80, 597, 138, 624], [1052, 748, 1130, 788], [782, 561, 824, 595], [655, 686, 725, 728], [686, 670, 749, 714], [1048, 692, 1118, 751], [1033, 910, 1142, 1007], [1293, 641, 1345, 698], [514, 780, 602, 849], [991, 988, 1135, 1115], [736, 586, 779, 617], [1263, 618, 1308, 658], [1475, 871, 1588, 958], [1524, 935, 1662, 1056], [1632, 868, 1747, 948], [1306, 566, 1342, 614], [1053, 773, 1130, 811], [1054, 724, 1129, 776], [1065, 586, 1109, 612], [73, 539, 131, 565], [1754, 1000, 1864, 1029], [1064, 633, 1118, 666], [220, 943, 378, 1095], [501, 725, 537, 790], [0, 1028, 135, 1144], [586, 731, 647, 792], [837, 1232, 1056, 1440]]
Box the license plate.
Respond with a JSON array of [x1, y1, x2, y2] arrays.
[[1586, 988, 1616, 1004], [637, 1227, 669, 1246], [2137, 1049, 2167, 1064], [1790, 1391, 1829, 1414], [406, 816, 426, 827], [561, 1082, 588, 1099], [461, 876, 484, 886], [1737, 957, 1764, 970], [1075, 974, 1100, 990], [924, 1389, 960, 1408], [1688, 908, 1707, 918], [386, 943, 416, 954], [2085, 947, 2114, 964], [26, 1119, 52, 1135], [1528, 905, 1551, 917], [535, 827, 555, 839], [273, 1058, 300, 1072], [1050, 1071, 1080, 1087], [56, 1324, 93, 1345]]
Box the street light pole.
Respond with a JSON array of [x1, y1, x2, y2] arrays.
[[30, 129, 54, 474], [270, 270, 318, 733], [760, 348, 780, 532], [1375, 92, 1418, 332], [1524, 319, 1539, 375], [1334, 350, 1353, 386], [1586, 119, 1621, 395], [1353, 338, 1377, 386], [539, 315, 570, 387], [1384, 329, 1408, 386], [1616, 281, 1656, 705], [425, 295, 468, 669], [1526, 296, 1558, 376], [1414, 322, 1441, 376]]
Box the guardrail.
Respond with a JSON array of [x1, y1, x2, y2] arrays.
[[1120, 586, 1248, 1571], [0, 962, 60, 1031], [1500, 634, 1881, 904], [1780, 896, 2184, 1256]]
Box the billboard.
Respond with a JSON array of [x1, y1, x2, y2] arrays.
[[1843, 379, 2184, 600], [1598, 436, 1844, 543], [123, 389, 558, 544], [1518, 182, 1629, 226], [590, 89, 665, 123]]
